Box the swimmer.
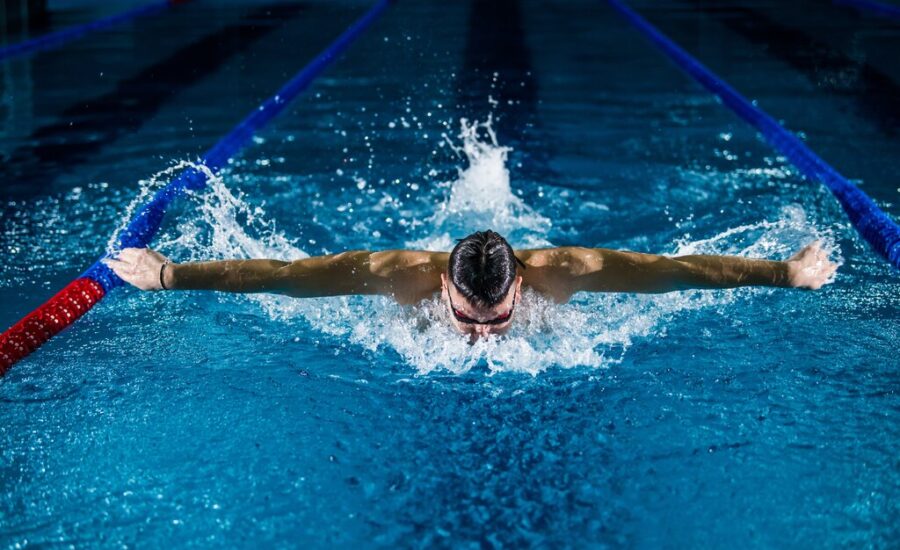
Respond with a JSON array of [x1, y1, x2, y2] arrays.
[[104, 230, 837, 339]]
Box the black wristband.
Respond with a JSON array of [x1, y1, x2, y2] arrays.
[[159, 260, 170, 291]]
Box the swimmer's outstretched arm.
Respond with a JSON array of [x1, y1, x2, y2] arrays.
[[522, 240, 837, 298], [103, 248, 446, 303]]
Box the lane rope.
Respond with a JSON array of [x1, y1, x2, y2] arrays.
[[0, 0, 394, 375], [0, 1, 187, 62], [607, 0, 900, 271], [834, 0, 900, 20]]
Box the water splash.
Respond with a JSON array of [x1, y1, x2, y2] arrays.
[[166, 166, 304, 264], [149, 164, 308, 320], [105, 161, 218, 254], [671, 204, 841, 267], [408, 116, 551, 250], [131, 127, 834, 376]]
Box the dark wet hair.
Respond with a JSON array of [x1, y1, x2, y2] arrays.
[[448, 230, 525, 307]]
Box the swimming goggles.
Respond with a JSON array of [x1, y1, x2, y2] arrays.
[[447, 287, 517, 325]]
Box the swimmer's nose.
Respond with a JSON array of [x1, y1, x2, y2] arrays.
[[471, 325, 493, 340]]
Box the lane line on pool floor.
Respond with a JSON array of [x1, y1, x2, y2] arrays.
[[0, 0, 394, 375], [0, 0, 189, 62], [606, 0, 900, 272], [834, 0, 900, 21], [683, 0, 900, 137], [1, 3, 309, 196]]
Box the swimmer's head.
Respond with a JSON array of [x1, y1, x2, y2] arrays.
[[441, 230, 524, 339]]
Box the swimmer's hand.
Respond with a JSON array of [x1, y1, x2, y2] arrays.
[[785, 240, 838, 290], [102, 247, 172, 291]]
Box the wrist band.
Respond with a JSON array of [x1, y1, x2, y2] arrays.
[[159, 260, 170, 291]]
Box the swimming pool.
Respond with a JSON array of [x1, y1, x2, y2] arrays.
[[1, 0, 899, 546]]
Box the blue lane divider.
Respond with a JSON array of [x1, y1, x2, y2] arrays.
[[0, 0, 392, 374], [834, 0, 900, 20], [82, 0, 394, 290], [608, 0, 900, 270], [0, 1, 179, 62]]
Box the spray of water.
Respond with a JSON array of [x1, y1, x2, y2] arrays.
[[106, 161, 218, 254], [137, 118, 833, 375], [408, 116, 551, 250]]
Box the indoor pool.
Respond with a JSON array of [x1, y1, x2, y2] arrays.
[[1, 0, 899, 546]]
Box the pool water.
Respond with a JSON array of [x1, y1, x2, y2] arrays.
[[2, 0, 899, 546]]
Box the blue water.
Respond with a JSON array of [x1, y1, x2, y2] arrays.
[[2, 0, 899, 546]]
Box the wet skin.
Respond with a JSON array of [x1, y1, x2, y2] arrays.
[[104, 241, 837, 338]]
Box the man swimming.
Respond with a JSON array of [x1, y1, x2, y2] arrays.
[[104, 230, 837, 339]]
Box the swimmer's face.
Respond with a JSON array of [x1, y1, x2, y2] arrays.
[[441, 273, 522, 340]]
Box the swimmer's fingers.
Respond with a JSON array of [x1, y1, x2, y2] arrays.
[[104, 250, 139, 272], [814, 245, 838, 280], [102, 257, 131, 274], [786, 239, 839, 290], [102, 257, 158, 291], [118, 247, 142, 262], [796, 258, 839, 290], [102, 258, 136, 284], [788, 240, 822, 263], [823, 260, 839, 282]]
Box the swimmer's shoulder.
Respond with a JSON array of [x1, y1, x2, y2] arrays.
[[368, 249, 448, 304], [516, 247, 603, 268], [369, 249, 449, 274], [515, 247, 605, 303]]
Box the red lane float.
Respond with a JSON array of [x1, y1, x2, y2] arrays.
[[0, 278, 105, 376]]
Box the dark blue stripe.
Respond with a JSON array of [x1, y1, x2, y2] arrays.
[[835, 0, 900, 20], [459, 0, 537, 146], [1, 3, 309, 197], [82, 0, 393, 289], [607, 0, 900, 270], [0, 1, 171, 62], [683, 2, 900, 137]]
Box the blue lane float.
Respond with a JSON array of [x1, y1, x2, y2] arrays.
[[834, 0, 900, 20], [607, 0, 900, 271], [84, 0, 394, 290], [0, 0, 394, 374], [0, 0, 186, 62]]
